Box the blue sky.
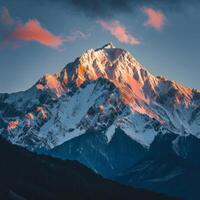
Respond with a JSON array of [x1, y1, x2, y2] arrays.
[[0, 0, 200, 93]]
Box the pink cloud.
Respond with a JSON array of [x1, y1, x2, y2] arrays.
[[97, 19, 140, 45], [11, 20, 62, 48], [143, 8, 165, 30], [0, 7, 14, 26], [0, 7, 89, 48]]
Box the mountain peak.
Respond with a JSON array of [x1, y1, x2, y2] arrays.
[[40, 44, 194, 111], [100, 42, 116, 49], [1, 43, 199, 150]]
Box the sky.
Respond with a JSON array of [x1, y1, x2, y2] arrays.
[[0, 0, 200, 93]]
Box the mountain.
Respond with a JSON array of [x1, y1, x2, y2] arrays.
[[116, 132, 200, 200], [0, 137, 179, 200], [0, 43, 200, 199], [1, 43, 200, 150], [48, 128, 147, 177]]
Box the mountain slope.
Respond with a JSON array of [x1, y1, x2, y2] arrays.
[[0, 138, 178, 200], [1, 43, 200, 150], [47, 128, 147, 177], [115, 132, 200, 200]]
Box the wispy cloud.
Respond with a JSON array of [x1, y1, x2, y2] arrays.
[[11, 20, 62, 48], [0, 7, 89, 48], [143, 7, 165, 30], [0, 7, 14, 26], [97, 20, 140, 45], [63, 31, 89, 42]]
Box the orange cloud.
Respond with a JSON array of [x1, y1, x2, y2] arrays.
[[11, 20, 62, 48], [0, 7, 89, 48], [97, 20, 140, 45], [0, 7, 14, 26], [143, 8, 165, 30]]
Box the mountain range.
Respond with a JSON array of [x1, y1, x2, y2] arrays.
[[0, 137, 178, 200], [0, 43, 200, 199]]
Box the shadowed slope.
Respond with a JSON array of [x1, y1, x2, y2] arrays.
[[0, 138, 178, 200]]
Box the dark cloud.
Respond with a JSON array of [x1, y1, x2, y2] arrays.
[[44, 0, 199, 18], [68, 0, 133, 17]]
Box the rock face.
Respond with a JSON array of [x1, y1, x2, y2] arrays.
[[0, 43, 200, 199]]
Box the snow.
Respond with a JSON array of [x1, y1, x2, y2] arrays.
[[7, 120, 19, 130], [58, 83, 103, 129], [5, 87, 40, 110], [145, 169, 184, 182], [118, 112, 158, 147], [37, 81, 113, 147], [105, 124, 116, 143], [40, 73, 65, 97]]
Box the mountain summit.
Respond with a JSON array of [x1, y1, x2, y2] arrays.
[[0, 43, 199, 150]]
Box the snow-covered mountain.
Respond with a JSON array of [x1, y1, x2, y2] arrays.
[[1, 43, 200, 199], [1, 43, 199, 150]]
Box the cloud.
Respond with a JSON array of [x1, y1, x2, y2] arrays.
[[143, 7, 165, 30], [97, 20, 140, 45], [44, 0, 200, 18], [47, 0, 133, 18], [0, 7, 14, 26], [0, 7, 89, 48], [11, 20, 62, 47], [63, 31, 89, 42]]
